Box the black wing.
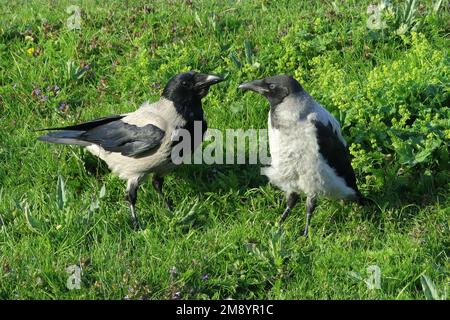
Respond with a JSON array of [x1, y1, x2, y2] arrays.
[[38, 115, 165, 158], [81, 120, 165, 157], [312, 120, 359, 193]]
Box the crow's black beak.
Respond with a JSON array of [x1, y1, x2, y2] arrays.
[[238, 80, 268, 95], [195, 74, 224, 89]]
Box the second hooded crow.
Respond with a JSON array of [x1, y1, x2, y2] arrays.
[[239, 75, 368, 236], [38, 71, 223, 228]]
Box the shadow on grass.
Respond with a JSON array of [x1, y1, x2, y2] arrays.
[[334, 169, 450, 236], [79, 150, 448, 233], [171, 163, 268, 194]]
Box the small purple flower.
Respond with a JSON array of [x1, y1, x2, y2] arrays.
[[47, 85, 61, 95], [58, 101, 69, 112], [202, 274, 209, 281], [40, 95, 49, 102], [80, 61, 91, 70], [31, 87, 41, 97]]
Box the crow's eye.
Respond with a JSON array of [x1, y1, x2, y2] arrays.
[[269, 84, 276, 90], [181, 81, 188, 87]]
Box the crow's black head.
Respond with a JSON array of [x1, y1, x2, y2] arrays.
[[238, 75, 303, 107], [162, 71, 223, 106]]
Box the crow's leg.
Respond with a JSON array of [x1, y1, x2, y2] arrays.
[[126, 179, 140, 229], [303, 195, 317, 237], [279, 192, 299, 225], [152, 174, 172, 210]]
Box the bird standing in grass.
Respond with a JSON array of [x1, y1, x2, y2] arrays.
[[38, 71, 223, 228], [239, 75, 367, 236]]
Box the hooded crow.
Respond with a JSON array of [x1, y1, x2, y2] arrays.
[[239, 75, 367, 236], [38, 71, 223, 228]]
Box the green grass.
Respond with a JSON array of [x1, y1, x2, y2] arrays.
[[0, 0, 449, 299]]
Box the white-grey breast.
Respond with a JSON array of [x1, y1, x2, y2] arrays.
[[264, 91, 358, 200]]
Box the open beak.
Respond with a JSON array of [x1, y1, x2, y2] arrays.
[[195, 74, 224, 89], [238, 80, 268, 94]]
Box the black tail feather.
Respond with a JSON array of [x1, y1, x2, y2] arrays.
[[36, 115, 124, 132], [356, 193, 374, 206], [37, 130, 90, 146]]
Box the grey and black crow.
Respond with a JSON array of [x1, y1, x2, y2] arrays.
[[38, 71, 223, 228], [239, 75, 367, 236]]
